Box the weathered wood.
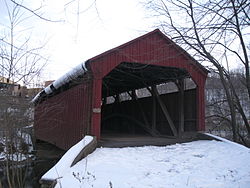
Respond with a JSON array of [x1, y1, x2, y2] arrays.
[[71, 136, 97, 167], [127, 91, 133, 98], [131, 90, 159, 136], [115, 94, 120, 103], [98, 132, 209, 148], [152, 89, 157, 132], [176, 79, 184, 137], [102, 113, 157, 136], [151, 86, 178, 137], [102, 96, 107, 105], [131, 90, 137, 100], [39, 137, 97, 188]]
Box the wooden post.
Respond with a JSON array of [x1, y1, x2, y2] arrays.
[[115, 94, 120, 103], [151, 85, 178, 137], [131, 89, 158, 136], [91, 79, 102, 139], [131, 90, 137, 100], [176, 79, 185, 137], [152, 89, 157, 132], [127, 91, 132, 99], [102, 96, 107, 105]]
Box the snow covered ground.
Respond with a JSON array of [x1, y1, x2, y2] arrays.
[[45, 137, 250, 188]]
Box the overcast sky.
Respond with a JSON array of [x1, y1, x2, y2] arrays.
[[0, 0, 155, 83]]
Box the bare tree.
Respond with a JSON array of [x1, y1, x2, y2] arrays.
[[145, 0, 250, 143], [0, 0, 48, 87], [0, 1, 48, 186], [9, 0, 64, 23]]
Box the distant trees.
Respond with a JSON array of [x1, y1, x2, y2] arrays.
[[145, 0, 250, 144], [206, 70, 249, 143]]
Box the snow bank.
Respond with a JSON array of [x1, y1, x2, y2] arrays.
[[205, 133, 249, 150], [54, 139, 250, 188], [42, 135, 93, 181]]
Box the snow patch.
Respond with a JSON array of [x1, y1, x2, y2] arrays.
[[53, 140, 250, 188]]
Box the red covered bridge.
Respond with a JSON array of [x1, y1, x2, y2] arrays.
[[33, 29, 208, 150]]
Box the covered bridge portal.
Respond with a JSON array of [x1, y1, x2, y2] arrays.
[[34, 29, 208, 150]]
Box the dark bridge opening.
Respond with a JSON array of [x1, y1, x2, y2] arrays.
[[101, 62, 197, 139]]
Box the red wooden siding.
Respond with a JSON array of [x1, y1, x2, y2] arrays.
[[34, 80, 93, 150]]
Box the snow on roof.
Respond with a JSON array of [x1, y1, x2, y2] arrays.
[[32, 61, 87, 104], [43, 135, 250, 188]]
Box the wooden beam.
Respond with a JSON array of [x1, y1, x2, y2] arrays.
[[176, 79, 185, 137], [131, 89, 159, 136], [152, 89, 157, 132], [114, 94, 120, 103], [102, 113, 157, 136], [102, 97, 107, 105], [151, 85, 178, 137], [127, 91, 133, 99], [131, 90, 136, 100]]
